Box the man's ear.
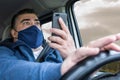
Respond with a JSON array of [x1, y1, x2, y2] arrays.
[[10, 29, 18, 39]]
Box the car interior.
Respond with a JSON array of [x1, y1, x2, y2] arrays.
[[0, 0, 74, 40], [1, 0, 120, 80]]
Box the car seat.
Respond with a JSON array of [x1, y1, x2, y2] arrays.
[[2, 26, 12, 41]]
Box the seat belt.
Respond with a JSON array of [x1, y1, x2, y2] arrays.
[[36, 40, 51, 62]]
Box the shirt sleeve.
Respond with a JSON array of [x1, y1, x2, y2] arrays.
[[0, 59, 62, 80], [0, 47, 62, 80]]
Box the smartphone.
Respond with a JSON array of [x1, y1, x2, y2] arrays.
[[52, 13, 67, 36]]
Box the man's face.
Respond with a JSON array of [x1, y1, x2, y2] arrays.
[[15, 13, 41, 31], [11, 13, 41, 41]]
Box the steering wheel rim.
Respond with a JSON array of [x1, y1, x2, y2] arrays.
[[60, 50, 120, 80]]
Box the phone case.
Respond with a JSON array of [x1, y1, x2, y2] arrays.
[[52, 13, 67, 36]]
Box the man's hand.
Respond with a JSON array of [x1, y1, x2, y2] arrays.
[[61, 33, 120, 75], [87, 33, 120, 51], [48, 17, 120, 75], [61, 47, 99, 75], [48, 17, 76, 59]]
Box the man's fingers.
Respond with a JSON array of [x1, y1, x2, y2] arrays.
[[116, 33, 120, 40], [76, 47, 100, 56], [48, 36, 65, 45], [59, 17, 70, 34], [50, 28, 67, 40], [88, 35, 118, 48], [49, 42, 62, 50], [101, 43, 120, 51]]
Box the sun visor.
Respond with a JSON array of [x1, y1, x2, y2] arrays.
[[37, 0, 69, 9]]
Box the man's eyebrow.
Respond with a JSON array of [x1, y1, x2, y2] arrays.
[[35, 19, 39, 21], [20, 19, 30, 23]]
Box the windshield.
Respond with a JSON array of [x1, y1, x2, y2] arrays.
[[74, 0, 120, 74]]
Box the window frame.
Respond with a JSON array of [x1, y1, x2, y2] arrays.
[[66, 0, 83, 48]]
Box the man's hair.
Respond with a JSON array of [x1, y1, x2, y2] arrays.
[[11, 8, 38, 29]]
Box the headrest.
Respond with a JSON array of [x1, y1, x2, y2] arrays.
[[2, 26, 12, 41]]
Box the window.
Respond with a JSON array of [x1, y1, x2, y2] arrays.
[[74, 0, 120, 73], [74, 0, 120, 45], [41, 22, 52, 42]]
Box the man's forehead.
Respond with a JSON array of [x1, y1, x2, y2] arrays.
[[17, 13, 38, 21]]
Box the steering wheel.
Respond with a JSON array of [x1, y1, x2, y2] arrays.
[[60, 50, 120, 80]]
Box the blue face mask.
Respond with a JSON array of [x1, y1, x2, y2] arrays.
[[18, 25, 44, 48]]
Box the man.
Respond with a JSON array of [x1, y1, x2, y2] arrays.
[[0, 8, 120, 80]]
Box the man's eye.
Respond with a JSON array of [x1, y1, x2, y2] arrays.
[[23, 22, 30, 25], [35, 22, 40, 25]]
